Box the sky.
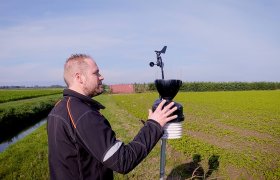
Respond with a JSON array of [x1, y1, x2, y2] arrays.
[[0, 0, 279, 86]]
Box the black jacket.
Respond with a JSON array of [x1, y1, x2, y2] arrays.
[[47, 89, 164, 180]]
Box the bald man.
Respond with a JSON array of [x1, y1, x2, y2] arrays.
[[47, 54, 177, 180]]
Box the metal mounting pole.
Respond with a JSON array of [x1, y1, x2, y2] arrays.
[[159, 138, 167, 180], [158, 51, 166, 180], [157, 53, 164, 80], [149, 46, 168, 180]]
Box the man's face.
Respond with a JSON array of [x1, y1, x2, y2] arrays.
[[82, 58, 104, 97]]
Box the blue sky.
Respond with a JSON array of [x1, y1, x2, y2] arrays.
[[1, 0, 279, 86]]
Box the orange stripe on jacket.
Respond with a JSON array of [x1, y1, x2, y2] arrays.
[[55, 99, 62, 106], [67, 97, 77, 129]]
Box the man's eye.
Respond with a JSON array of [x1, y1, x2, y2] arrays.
[[93, 72, 100, 76]]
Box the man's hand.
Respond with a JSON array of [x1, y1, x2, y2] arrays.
[[148, 99, 178, 127]]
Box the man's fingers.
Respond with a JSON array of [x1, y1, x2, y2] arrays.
[[165, 114, 178, 122], [163, 106, 178, 120], [167, 106, 178, 115], [155, 99, 167, 112], [155, 100, 177, 115], [149, 100, 179, 126], [148, 109, 152, 116], [163, 101, 175, 112]]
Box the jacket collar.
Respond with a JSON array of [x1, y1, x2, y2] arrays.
[[63, 89, 105, 110]]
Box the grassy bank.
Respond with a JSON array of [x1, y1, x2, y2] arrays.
[[0, 125, 49, 179], [0, 94, 62, 142], [0, 90, 279, 179]]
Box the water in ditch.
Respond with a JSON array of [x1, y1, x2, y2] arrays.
[[0, 118, 47, 153]]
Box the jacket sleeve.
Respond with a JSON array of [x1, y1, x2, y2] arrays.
[[75, 110, 164, 174]]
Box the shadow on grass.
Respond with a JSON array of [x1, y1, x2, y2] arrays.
[[167, 154, 220, 180]]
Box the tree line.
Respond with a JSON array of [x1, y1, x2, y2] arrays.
[[132, 82, 280, 93]]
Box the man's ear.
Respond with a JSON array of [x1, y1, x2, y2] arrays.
[[74, 72, 84, 84]]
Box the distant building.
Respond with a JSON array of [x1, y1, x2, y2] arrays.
[[109, 84, 134, 94]]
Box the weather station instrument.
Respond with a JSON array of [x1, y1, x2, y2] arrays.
[[149, 46, 185, 180]]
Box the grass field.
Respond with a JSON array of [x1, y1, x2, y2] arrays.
[[0, 90, 279, 179], [0, 88, 62, 103]]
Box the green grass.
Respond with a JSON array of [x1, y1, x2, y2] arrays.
[[0, 94, 62, 121], [101, 90, 280, 179], [0, 88, 62, 103], [0, 94, 62, 142], [0, 125, 49, 179], [0, 90, 279, 179]]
